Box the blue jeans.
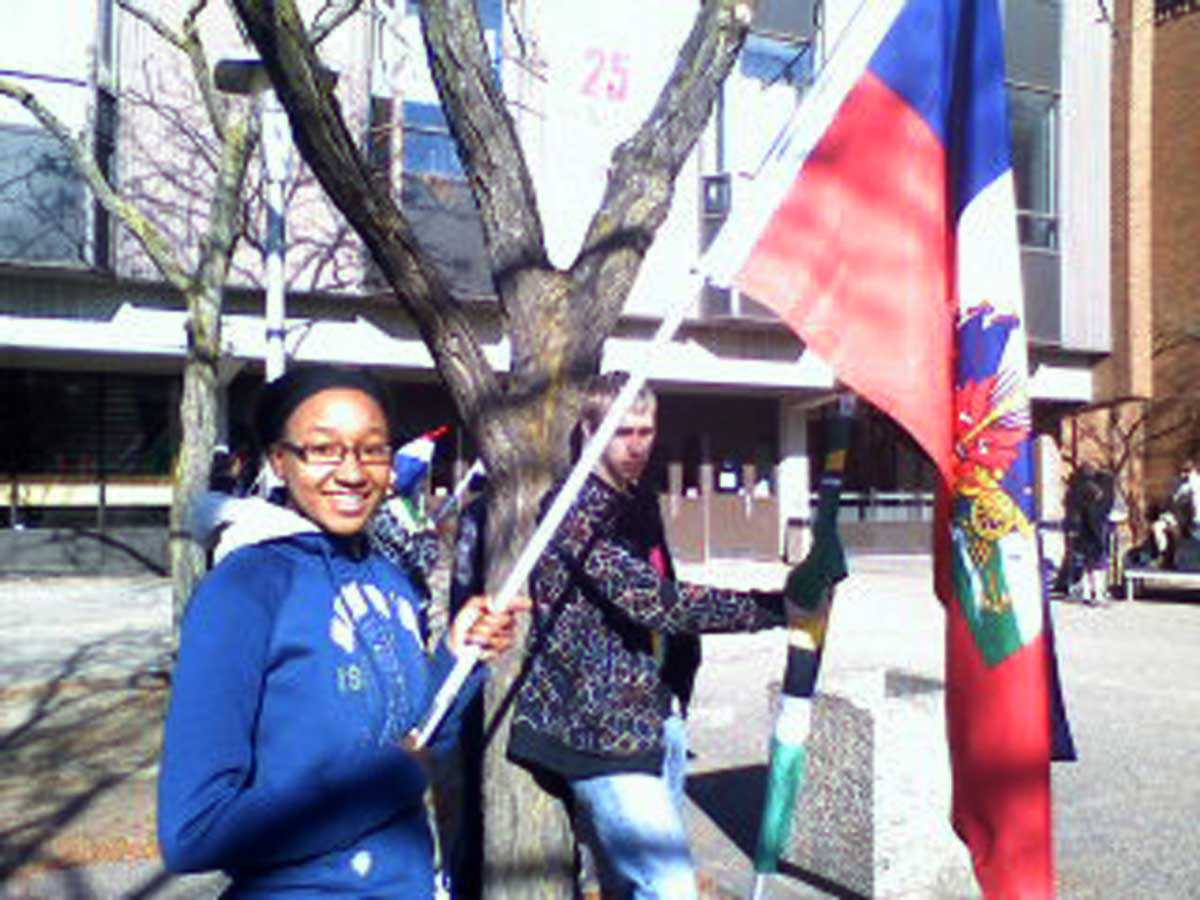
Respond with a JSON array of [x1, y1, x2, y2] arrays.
[[570, 715, 696, 900]]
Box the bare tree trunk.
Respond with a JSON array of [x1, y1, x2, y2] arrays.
[[478, 400, 578, 899], [170, 283, 223, 631], [481, 731, 575, 899]]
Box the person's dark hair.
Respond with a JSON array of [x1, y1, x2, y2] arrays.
[[252, 365, 393, 452], [578, 371, 656, 432]]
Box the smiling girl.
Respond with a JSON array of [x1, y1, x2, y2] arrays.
[[158, 365, 525, 898]]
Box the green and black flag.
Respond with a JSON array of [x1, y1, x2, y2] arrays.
[[751, 397, 853, 897]]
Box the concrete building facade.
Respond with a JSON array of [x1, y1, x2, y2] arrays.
[[0, 1, 1121, 571]]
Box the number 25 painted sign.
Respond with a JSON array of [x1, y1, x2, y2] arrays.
[[582, 48, 631, 102]]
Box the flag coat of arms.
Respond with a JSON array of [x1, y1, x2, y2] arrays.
[[705, 0, 1057, 895]]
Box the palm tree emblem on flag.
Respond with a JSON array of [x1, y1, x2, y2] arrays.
[[950, 303, 1041, 667]]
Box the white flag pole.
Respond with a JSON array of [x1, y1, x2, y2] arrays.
[[411, 270, 704, 748]]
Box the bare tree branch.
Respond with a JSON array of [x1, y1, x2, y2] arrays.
[[419, 0, 548, 289], [122, 76, 222, 175], [117, 1, 232, 141], [1153, 325, 1200, 357], [180, 1, 232, 142], [502, 0, 537, 67], [115, 0, 187, 49], [196, 109, 258, 288], [229, 0, 503, 442], [310, 0, 366, 47]]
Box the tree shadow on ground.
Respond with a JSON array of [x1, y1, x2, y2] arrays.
[[0, 636, 193, 897], [0, 529, 167, 577], [65, 529, 169, 577], [686, 765, 867, 900]]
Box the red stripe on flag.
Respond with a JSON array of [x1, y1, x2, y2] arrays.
[[945, 584, 1054, 897], [934, 461, 1055, 898], [735, 71, 956, 478]]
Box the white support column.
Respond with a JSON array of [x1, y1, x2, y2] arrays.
[[1060, 0, 1113, 352], [261, 91, 291, 383], [1036, 433, 1066, 574], [778, 401, 813, 561]]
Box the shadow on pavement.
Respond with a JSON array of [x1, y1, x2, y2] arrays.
[[687, 765, 867, 900], [0, 637, 180, 897], [0, 529, 168, 578]]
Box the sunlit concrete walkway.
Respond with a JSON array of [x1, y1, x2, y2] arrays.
[[2, 557, 1199, 897]]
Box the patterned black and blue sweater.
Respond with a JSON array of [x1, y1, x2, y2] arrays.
[[508, 474, 785, 782]]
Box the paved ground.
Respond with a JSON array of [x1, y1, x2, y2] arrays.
[[1, 558, 1199, 898]]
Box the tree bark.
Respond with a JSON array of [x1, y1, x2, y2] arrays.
[[476, 397, 577, 899], [170, 296, 222, 628]]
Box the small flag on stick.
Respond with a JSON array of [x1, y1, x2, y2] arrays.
[[392, 425, 450, 498]]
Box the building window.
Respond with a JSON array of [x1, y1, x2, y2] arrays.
[[0, 370, 175, 479], [402, 100, 463, 178], [1002, 0, 1062, 346], [752, 0, 819, 39], [815, 405, 935, 523], [93, 86, 117, 270], [0, 123, 89, 265], [1, 369, 177, 528], [398, 0, 503, 174], [396, 0, 502, 299], [1003, 0, 1061, 251], [700, 11, 813, 321], [1009, 85, 1057, 249]]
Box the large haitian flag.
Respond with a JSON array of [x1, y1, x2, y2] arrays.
[[704, 1, 1057, 896]]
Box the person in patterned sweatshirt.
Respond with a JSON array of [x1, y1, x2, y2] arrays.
[[508, 371, 824, 899]]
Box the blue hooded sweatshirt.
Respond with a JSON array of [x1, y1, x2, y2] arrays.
[[158, 508, 482, 897]]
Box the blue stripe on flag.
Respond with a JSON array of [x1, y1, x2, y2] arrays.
[[869, 0, 1011, 218]]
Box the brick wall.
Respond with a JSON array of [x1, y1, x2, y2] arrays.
[[1148, 9, 1200, 497]]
